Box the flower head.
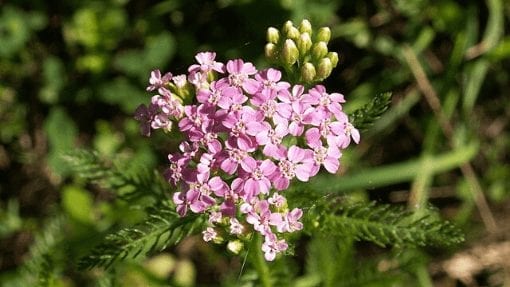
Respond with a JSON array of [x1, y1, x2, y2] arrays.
[[136, 50, 359, 261]]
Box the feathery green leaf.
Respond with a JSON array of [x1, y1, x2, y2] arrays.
[[62, 149, 169, 202], [314, 201, 463, 248], [77, 203, 204, 270], [349, 92, 392, 131]]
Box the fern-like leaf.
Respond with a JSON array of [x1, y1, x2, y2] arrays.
[[349, 92, 392, 131], [62, 149, 168, 202], [6, 216, 66, 287], [315, 201, 463, 248], [78, 203, 204, 270]]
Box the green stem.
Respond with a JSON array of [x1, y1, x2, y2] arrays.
[[251, 234, 272, 287]]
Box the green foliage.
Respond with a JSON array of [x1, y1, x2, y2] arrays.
[[63, 149, 168, 202], [15, 217, 65, 287], [296, 236, 404, 287], [78, 204, 204, 270], [316, 202, 464, 248], [0, 200, 23, 238], [349, 92, 392, 131], [44, 108, 78, 177]]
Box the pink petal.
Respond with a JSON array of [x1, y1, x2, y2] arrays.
[[288, 146, 305, 162], [260, 159, 277, 175], [221, 159, 237, 174], [258, 178, 271, 194], [289, 122, 304, 136], [241, 156, 257, 172], [323, 157, 340, 173], [295, 164, 312, 182], [243, 79, 261, 95], [273, 176, 289, 190], [351, 127, 360, 144], [330, 92, 345, 103], [244, 178, 258, 199], [305, 128, 321, 148], [176, 204, 187, 217], [172, 192, 184, 205], [276, 103, 292, 119]]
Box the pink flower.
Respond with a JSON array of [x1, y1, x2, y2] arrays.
[[304, 85, 345, 119], [173, 189, 214, 216], [305, 127, 342, 175], [208, 211, 222, 223], [261, 233, 288, 261], [275, 101, 316, 136], [254, 123, 288, 159], [216, 84, 248, 112], [272, 146, 315, 190], [146, 69, 172, 92], [151, 91, 183, 118], [281, 208, 304, 232], [165, 153, 192, 186], [244, 199, 272, 236], [277, 84, 305, 103], [268, 193, 286, 208], [252, 68, 290, 102], [137, 52, 361, 261], [220, 141, 257, 174], [197, 81, 240, 109], [218, 59, 260, 95], [178, 104, 213, 133], [188, 51, 225, 74], [134, 103, 158, 136], [239, 159, 277, 201], [222, 106, 262, 150], [322, 113, 360, 149], [202, 227, 218, 242], [229, 218, 244, 235]]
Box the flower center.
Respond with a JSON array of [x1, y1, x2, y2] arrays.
[[278, 159, 296, 179], [261, 101, 276, 118], [291, 112, 302, 123], [252, 167, 264, 180], [208, 90, 221, 105], [319, 93, 331, 106], [269, 131, 282, 145], [229, 74, 246, 87], [313, 147, 327, 164], [228, 148, 246, 162]]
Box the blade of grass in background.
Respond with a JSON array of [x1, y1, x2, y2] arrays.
[[309, 142, 478, 192]]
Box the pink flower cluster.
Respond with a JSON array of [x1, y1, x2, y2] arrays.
[[135, 52, 359, 261]]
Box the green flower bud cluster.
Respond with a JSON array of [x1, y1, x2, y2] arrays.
[[265, 19, 339, 84]]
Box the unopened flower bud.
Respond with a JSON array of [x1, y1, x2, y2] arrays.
[[312, 41, 328, 61], [282, 39, 299, 65], [299, 19, 312, 34], [297, 32, 312, 55], [301, 62, 316, 83], [227, 240, 244, 255], [282, 20, 294, 35], [316, 27, 331, 43], [265, 43, 278, 61], [327, 51, 339, 68], [316, 58, 333, 80], [267, 27, 280, 44], [286, 26, 300, 40]]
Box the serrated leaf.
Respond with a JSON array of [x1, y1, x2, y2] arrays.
[[78, 204, 203, 270], [349, 92, 392, 131]]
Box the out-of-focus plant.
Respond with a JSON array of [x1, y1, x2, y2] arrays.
[[1, 0, 508, 286], [57, 20, 462, 287]]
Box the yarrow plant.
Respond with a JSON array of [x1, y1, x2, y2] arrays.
[[134, 20, 360, 261]]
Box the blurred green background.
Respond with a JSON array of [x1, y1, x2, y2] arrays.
[[1, 0, 509, 286]]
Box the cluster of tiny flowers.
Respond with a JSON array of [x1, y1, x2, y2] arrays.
[[135, 52, 360, 261]]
